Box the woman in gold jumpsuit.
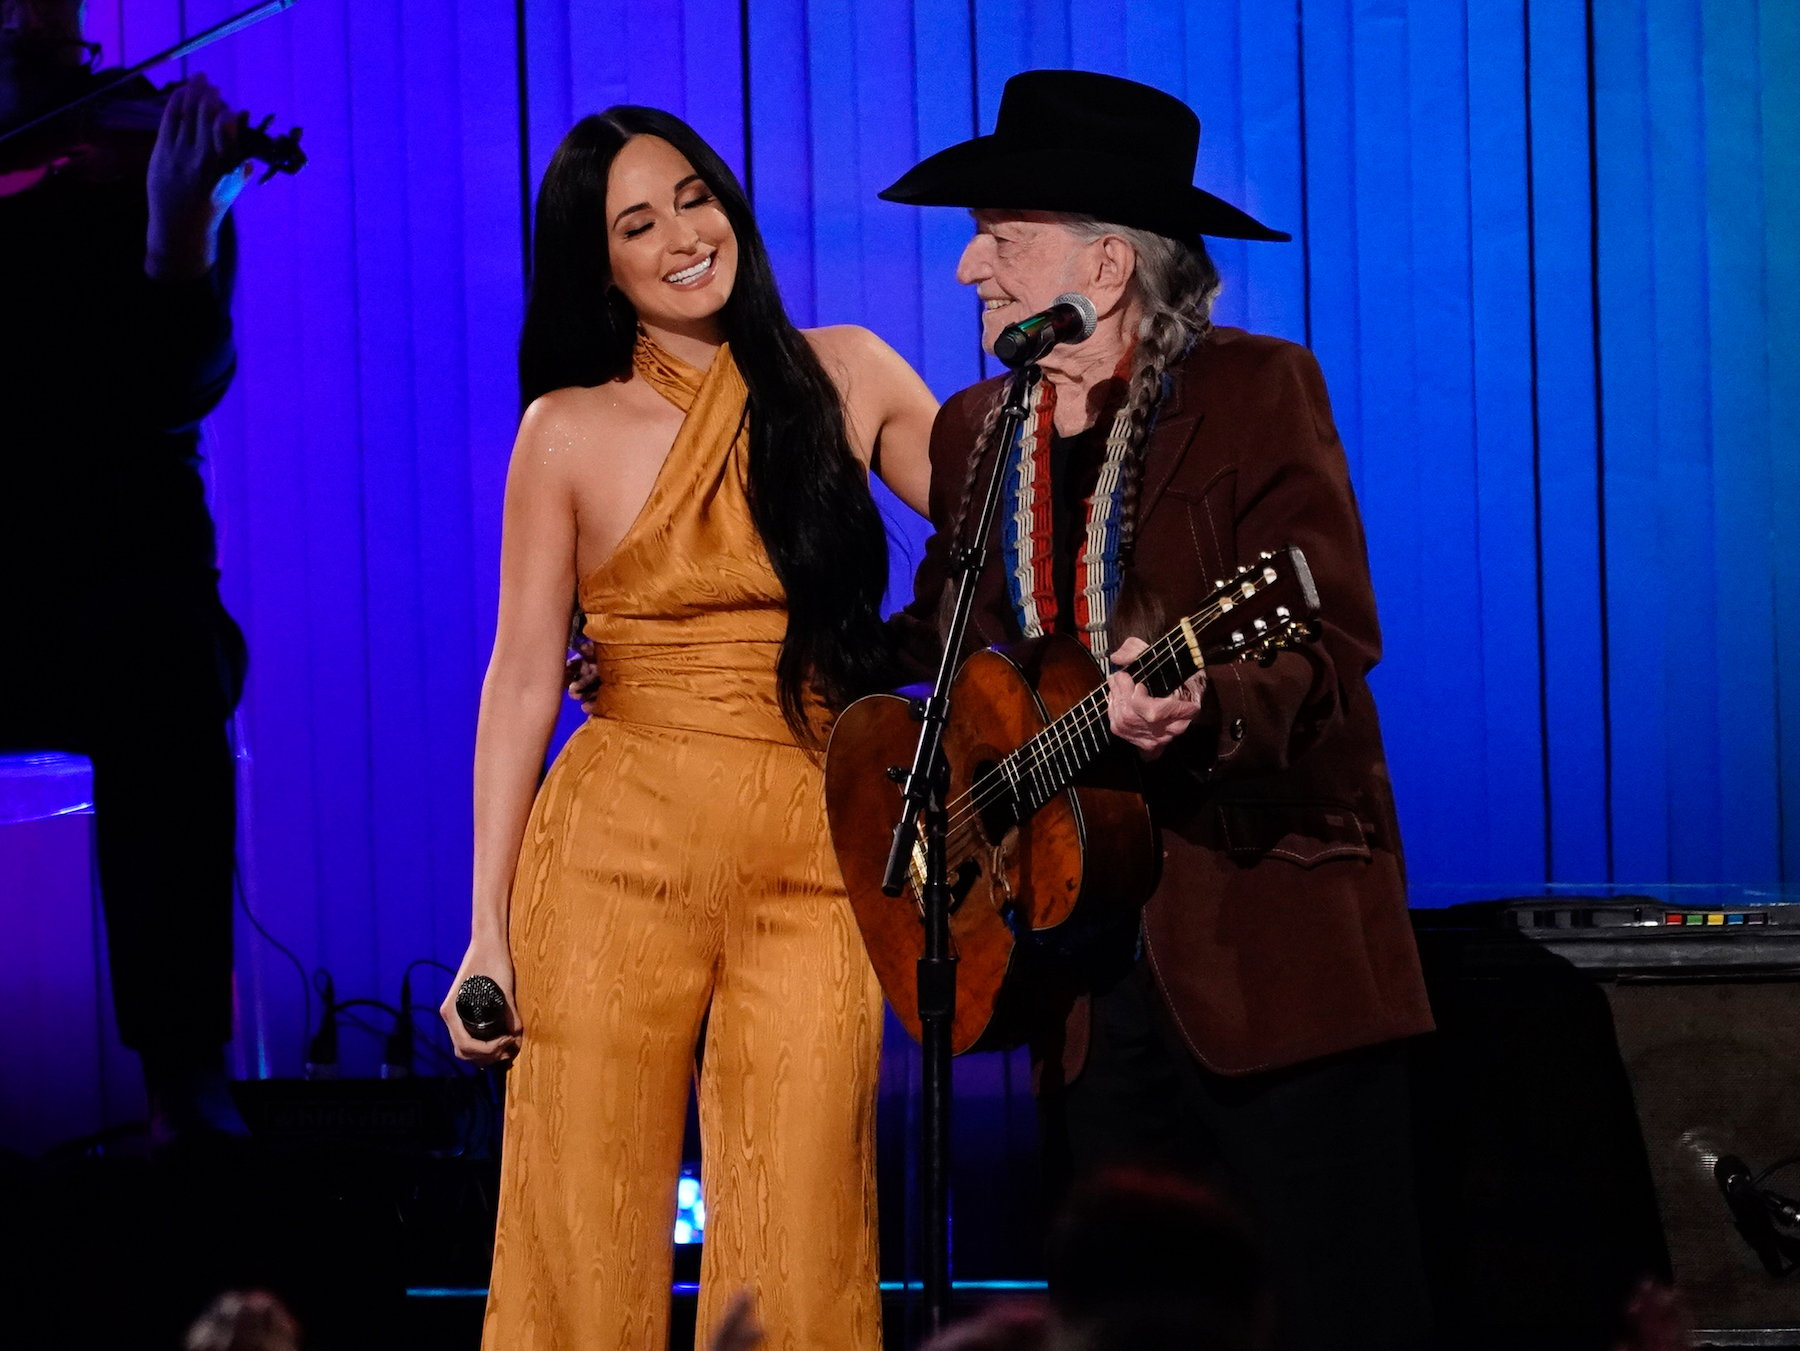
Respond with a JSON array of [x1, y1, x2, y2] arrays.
[[439, 108, 936, 1350]]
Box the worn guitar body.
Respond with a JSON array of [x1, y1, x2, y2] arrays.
[[824, 634, 1157, 1054], [828, 547, 1320, 1055]]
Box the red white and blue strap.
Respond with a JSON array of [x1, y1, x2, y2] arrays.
[[1072, 407, 1136, 655], [999, 374, 1137, 657], [1001, 376, 1058, 640]]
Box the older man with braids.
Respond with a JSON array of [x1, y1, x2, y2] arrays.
[[882, 72, 1436, 1350]]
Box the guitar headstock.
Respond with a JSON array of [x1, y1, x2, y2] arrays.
[[1130, 547, 1322, 695], [1197, 546, 1322, 668], [1214, 601, 1319, 666]]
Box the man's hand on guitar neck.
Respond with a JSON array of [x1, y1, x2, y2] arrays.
[[1106, 636, 1208, 760]]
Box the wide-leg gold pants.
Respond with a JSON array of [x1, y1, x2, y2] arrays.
[[483, 716, 884, 1350]]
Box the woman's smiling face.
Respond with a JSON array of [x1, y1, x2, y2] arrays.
[[604, 134, 739, 336]]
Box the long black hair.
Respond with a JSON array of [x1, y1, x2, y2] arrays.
[[519, 107, 891, 742]]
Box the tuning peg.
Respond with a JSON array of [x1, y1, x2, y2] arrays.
[[1275, 606, 1290, 618]]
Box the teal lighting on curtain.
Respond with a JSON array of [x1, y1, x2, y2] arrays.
[[675, 1168, 706, 1245]]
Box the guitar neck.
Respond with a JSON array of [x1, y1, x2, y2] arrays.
[[999, 620, 1204, 816], [998, 549, 1312, 817]]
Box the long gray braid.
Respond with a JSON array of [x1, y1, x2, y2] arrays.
[[947, 221, 1221, 564], [948, 384, 1013, 560], [1062, 217, 1222, 562]]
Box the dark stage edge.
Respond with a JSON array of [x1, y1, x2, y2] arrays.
[[405, 1284, 1048, 1351], [401, 1299, 1800, 1350]]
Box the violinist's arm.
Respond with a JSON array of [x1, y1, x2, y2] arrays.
[[131, 74, 245, 431], [145, 74, 247, 282]]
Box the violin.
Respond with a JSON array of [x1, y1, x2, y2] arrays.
[[0, 0, 305, 200], [0, 73, 306, 199]]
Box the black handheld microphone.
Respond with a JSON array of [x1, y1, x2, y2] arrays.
[[455, 974, 511, 1043], [1716, 1154, 1792, 1275], [993, 292, 1098, 368]]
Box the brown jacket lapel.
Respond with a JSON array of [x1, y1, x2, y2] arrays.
[[1134, 353, 1204, 524]]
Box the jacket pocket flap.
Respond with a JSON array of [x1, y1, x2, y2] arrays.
[[1214, 799, 1372, 867]]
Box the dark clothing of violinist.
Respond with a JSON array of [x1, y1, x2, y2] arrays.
[[0, 65, 246, 1091]]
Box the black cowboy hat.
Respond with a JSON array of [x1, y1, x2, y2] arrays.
[[880, 69, 1289, 244]]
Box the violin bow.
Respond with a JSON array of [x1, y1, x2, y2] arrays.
[[0, 0, 300, 149]]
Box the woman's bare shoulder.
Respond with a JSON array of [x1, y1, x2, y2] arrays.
[[804, 325, 932, 404], [520, 378, 644, 435], [515, 377, 670, 462], [804, 322, 901, 371]]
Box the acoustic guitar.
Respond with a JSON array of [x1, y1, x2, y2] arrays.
[[824, 547, 1321, 1054]]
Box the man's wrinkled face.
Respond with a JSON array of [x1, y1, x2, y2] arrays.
[[956, 209, 1099, 354]]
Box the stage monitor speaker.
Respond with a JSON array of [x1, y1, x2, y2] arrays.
[[1412, 899, 1800, 1350]]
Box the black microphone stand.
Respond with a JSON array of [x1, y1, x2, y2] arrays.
[[882, 359, 1041, 1334]]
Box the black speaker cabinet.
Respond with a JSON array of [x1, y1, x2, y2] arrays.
[[1412, 899, 1800, 1350]]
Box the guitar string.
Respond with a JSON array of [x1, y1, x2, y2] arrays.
[[1013, 634, 1183, 806], [935, 604, 1213, 841], [948, 612, 1198, 829], [903, 571, 1292, 881], [907, 575, 1303, 892], [1016, 565, 1290, 789], [931, 573, 1294, 851], [1025, 576, 1274, 779], [920, 635, 1186, 863], [926, 634, 1189, 863], [983, 585, 1225, 803]]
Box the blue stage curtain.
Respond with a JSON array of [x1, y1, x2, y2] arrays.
[[82, 3, 1795, 1078]]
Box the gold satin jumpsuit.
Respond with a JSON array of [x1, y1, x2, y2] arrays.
[[483, 337, 884, 1351]]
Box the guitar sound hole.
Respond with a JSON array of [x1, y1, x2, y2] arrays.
[[970, 760, 1019, 843]]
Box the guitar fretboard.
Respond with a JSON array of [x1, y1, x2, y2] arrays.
[[1000, 607, 1206, 816], [946, 553, 1304, 838]]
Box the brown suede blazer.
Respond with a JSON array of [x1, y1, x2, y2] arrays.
[[891, 326, 1434, 1077]]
